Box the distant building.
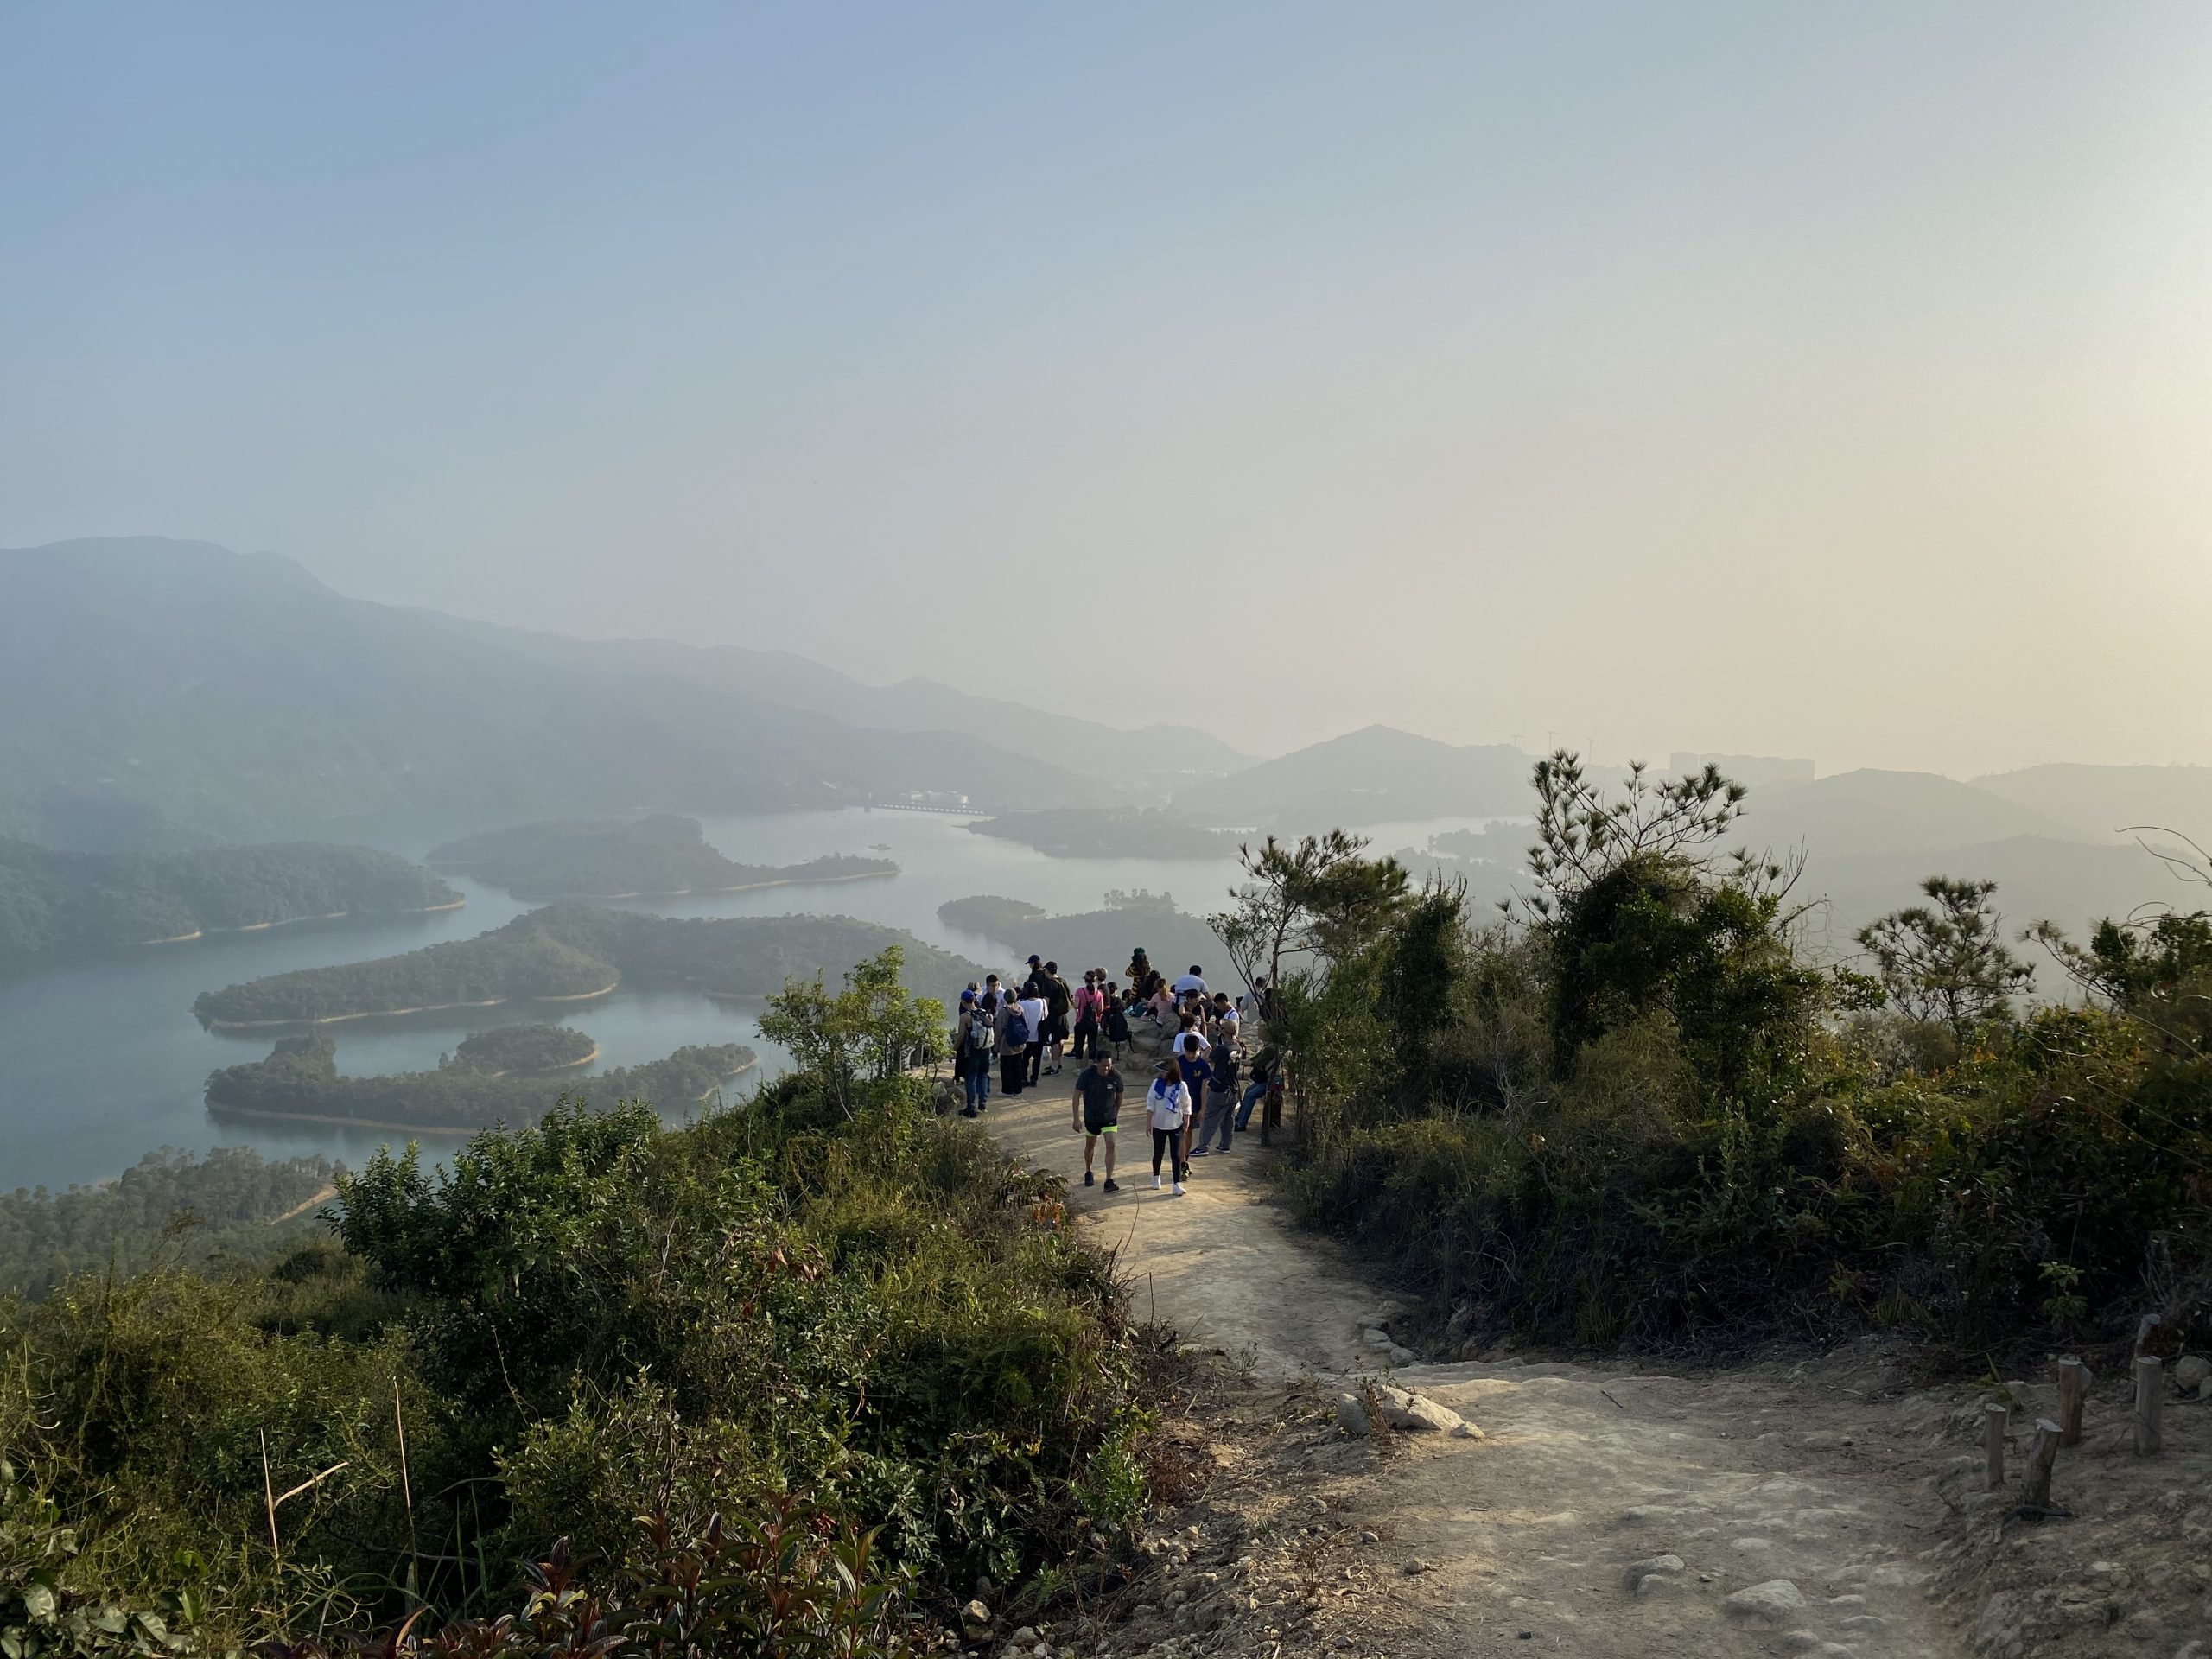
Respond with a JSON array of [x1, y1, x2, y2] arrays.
[[1669, 753, 1815, 789]]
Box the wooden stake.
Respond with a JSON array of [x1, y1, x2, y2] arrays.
[[1982, 1401, 2007, 1490], [2055, 1357, 2092, 1446], [2021, 1418, 2061, 1511], [2136, 1313, 2163, 1359], [2135, 1356, 2164, 1456]]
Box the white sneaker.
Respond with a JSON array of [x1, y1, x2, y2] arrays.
[[1172, 1182, 1186, 1197], [1151, 1174, 1162, 1190]]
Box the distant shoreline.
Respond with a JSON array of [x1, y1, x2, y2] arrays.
[[502, 868, 897, 903], [200, 978, 620, 1032], [144, 895, 467, 948], [203, 1057, 758, 1135]]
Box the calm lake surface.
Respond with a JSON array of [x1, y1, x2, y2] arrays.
[[0, 809, 1506, 1191]]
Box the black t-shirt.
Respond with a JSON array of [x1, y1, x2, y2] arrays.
[[1075, 1067, 1123, 1116]]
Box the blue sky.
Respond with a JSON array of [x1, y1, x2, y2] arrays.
[[4, 3, 2209, 770]]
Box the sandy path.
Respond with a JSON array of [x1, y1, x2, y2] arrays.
[[984, 1045, 1967, 1658]]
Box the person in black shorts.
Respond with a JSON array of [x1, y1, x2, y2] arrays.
[[1071, 1051, 1123, 1191]]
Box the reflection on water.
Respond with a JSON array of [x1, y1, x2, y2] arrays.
[[0, 807, 1520, 1190]]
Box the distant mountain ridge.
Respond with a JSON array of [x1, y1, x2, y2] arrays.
[[1173, 724, 1541, 828], [415, 613, 1250, 785], [0, 537, 1135, 848]]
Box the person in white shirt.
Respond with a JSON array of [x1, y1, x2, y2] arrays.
[[1173, 966, 1209, 997], [1020, 990, 1049, 1086], [1145, 1058, 1192, 1195]]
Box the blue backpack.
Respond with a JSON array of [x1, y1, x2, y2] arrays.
[[1002, 1005, 1032, 1047]]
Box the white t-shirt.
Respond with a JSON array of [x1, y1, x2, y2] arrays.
[[1146, 1079, 1191, 1130], [1019, 996, 1047, 1037], [1173, 973, 1208, 996]]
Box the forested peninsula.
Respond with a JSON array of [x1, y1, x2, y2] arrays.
[[0, 837, 460, 959], [191, 905, 983, 1026], [205, 1033, 755, 1130], [429, 814, 895, 899]]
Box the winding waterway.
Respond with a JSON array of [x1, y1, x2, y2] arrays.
[[0, 809, 1499, 1191]]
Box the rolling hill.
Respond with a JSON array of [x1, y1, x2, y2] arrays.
[[1173, 725, 1538, 829], [0, 537, 1109, 848]]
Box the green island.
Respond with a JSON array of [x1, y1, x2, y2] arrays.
[[935, 893, 1046, 936], [0, 1146, 334, 1301], [0, 836, 461, 959], [205, 1033, 754, 1130], [429, 813, 896, 899], [190, 904, 985, 1027], [963, 807, 1234, 860], [449, 1021, 598, 1073]]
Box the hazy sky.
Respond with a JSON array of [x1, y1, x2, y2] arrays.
[[5, 3, 2209, 774]]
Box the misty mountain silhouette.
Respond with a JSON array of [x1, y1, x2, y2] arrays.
[[0, 537, 1148, 845]]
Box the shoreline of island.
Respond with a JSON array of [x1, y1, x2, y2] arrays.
[[499, 868, 898, 903], [143, 894, 468, 949], [200, 978, 620, 1032]]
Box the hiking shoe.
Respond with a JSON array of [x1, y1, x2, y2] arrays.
[[961, 1106, 978, 1119], [1103, 1179, 1120, 1192], [1083, 1169, 1095, 1186]]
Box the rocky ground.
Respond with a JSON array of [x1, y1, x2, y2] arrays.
[[962, 1044, 2212, 1659]]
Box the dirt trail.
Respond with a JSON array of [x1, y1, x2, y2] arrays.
[[984, 1048, 1972, 1659]]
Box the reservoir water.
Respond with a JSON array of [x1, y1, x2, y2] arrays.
[[0, 809, 1506, 1191]]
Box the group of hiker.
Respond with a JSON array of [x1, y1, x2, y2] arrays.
[[950, 947, 1280, 1197]]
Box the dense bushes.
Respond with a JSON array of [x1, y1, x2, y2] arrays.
[[3, 950, 1145, 1655], [1263, 755, 2212, 1354]]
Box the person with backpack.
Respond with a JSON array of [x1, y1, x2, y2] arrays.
[[1039, 959, 1073, 1075], [1104, 982, 1134, 1059], [1172, 1033, 1211, 1146], [1071, 1049, 1123, 1191], [1191, 1029, 1243, 1154], [995, 990, 1032, 1097], [1146, 1058, 1192, 1195], [956, 989, 995, 1117], [1070, 970, 1102, 1061]]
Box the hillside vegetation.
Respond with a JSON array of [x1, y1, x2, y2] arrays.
[[0, 949, 1147, 1656], [429, 814, 893, 899], [205, 1033, 753, 1129], [1231, 754, 2212, 1354], [191, 906, 984, 1026], [0, 838, 458, 959], [0, 1147, 334, 1300]]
